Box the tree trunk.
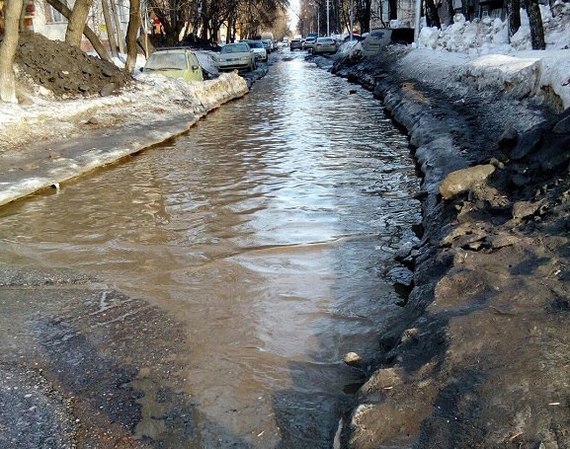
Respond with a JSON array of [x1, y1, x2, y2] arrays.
[[125, 0, 140, 72], [19, 0, 25, 31], [0, 0, 23, 103], [425, 0, 441, 27], [102, 0, 119, 57], [505, 0, 521, 38], [46, 0, 112, 61], [527, 0, 545, 49], [65, 0, 93, 47], [388, 0, 397, 20], [226, 16, 233, 43], [356, 0, 371, 33], [109, 0, 126, 53]]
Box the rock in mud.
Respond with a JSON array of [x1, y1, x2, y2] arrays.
[[100, 83, 117, 97], [553, 115, 570, 134], [512, 200, 545, 221], [343, 352, 363, 366], [498, 126, 518, 148], [439, 164, 496, 200], [510, 126, 544, 160]]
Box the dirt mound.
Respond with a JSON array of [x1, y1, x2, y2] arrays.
[[14, 32, 132, 98]]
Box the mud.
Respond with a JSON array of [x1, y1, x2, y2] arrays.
[[14, 32, 132, 98], [0, 267, 203, 448], [327, 50, 570, 448]]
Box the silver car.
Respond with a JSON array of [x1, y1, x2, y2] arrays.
[[215, 43, 257, 71], [303, 36, 317, 51], [313, 37, 338, 55]]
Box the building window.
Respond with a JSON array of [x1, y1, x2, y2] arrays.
[[47, 5, 66, 23]]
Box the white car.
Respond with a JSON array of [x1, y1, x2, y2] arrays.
[[244, 40, 268, 61], [215, 43, 257, 71]]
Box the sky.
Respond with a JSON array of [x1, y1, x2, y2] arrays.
[[288, 0, 300, 34]]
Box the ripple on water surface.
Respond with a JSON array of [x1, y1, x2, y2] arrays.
[[0, 54, 420, 448]]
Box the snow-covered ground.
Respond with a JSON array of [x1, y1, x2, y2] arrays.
[[0, 70, 249, 206], [340, 3, 570, 109], [0, 70, 248, 152]]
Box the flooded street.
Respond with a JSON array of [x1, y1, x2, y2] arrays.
[[0, 54, 420, 448]]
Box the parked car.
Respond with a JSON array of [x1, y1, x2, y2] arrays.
[[261, 39, 273, 53], [194, 50, 219, 79], [343, 33, 364, 42], [290, 38, 303, 51], [244, 39, 268, 61], [278, 37, 290, 48], [360, 28, 414, 56], [142, 48, 204, 82], [312, 37, 338, 55], [261, 32, 275, 49], [214, 43, 257, 71], [360, 29, 392, 56], [303, 35, 317, 52]]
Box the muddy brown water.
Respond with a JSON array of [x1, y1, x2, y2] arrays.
[[0, 55, 420, 448]]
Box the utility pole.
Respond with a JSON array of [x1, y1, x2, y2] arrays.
[[326, 0, 330, 36]]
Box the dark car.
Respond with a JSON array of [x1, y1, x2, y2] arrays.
[[290, 38, 303, 51]]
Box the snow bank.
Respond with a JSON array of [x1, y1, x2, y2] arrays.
[[0, 71, 249, 206], [419, 2, 570, 53], [0, 72, 248, 152], [415, 5, 570, 109]]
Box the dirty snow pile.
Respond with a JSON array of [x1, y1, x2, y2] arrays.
[[412, 3, 570, 109], [418, 2, 570, 52], [336, 3, 569, 109]]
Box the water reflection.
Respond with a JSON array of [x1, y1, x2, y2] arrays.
[[0, 53, 420, 447]]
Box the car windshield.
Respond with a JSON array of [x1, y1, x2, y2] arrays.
[[145, 52, 186, 70], [222, 44, 249, 54], [370, 30, 386, 38], [317, 38, 334, 44], [248, 41, 264, 49]]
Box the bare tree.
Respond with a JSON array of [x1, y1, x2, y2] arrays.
[[65, 0, 94, 47], [505, 0, 521, 38], [147, 0, 199, 46], [102, 0, 119, 57], [108, 0, 126, 53], [527, 0, 545, 49], [125, 0, 141, 72], [355, 0, 371, 33], [0, 0, 24, 103], [46, 0, 112, 61], [425, 0, 441, 27], [388, 0, 397, 20]]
